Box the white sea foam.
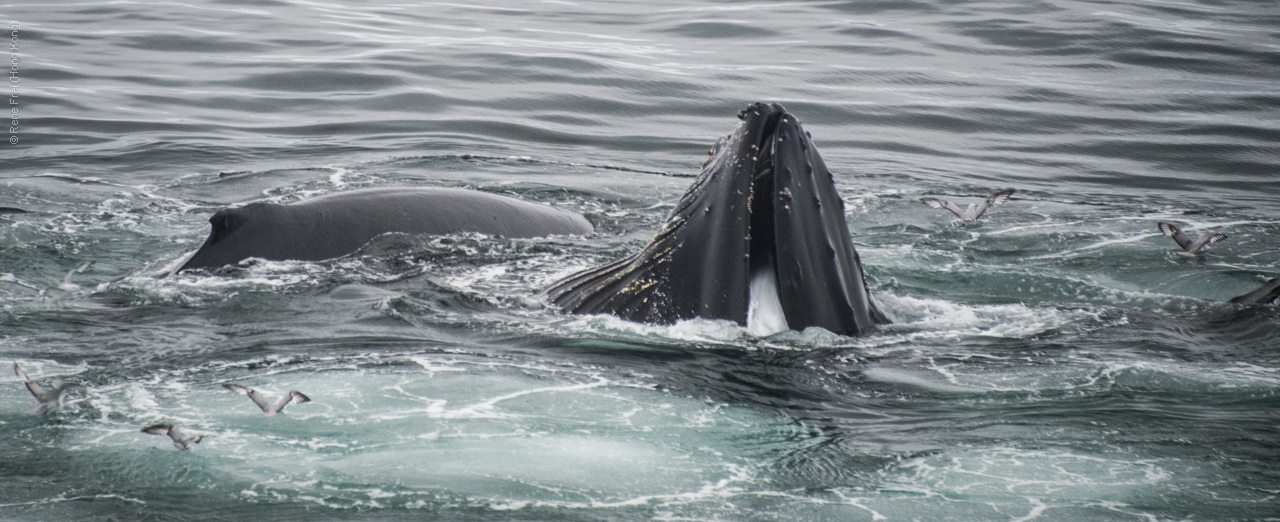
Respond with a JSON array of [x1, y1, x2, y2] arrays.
[[45, 356, 789, 510], [842, 446, 1190, 521], [874, 293, 1093, 340], [551, 313, 751, 346], [112, 259, 326, 306]]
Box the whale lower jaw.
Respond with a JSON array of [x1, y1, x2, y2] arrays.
[[546, 102, 882, 336]]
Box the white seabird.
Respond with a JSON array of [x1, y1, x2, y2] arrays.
[[14, 362, 68, 415], [142, 423, 203, 451], [222, 383, 311, 416], [920, 189, 1015, 222], [1157, 222, 1226, 253], [38, 260, 95, 302], [57, 260, 95, 291]]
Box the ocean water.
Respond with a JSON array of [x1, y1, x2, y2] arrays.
[[2, 0, 1279, 520]]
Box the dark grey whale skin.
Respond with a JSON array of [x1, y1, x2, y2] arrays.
[[548, 102, 883, 336], [178, 187, 593, 271], [1229, 278, 1280, 305]]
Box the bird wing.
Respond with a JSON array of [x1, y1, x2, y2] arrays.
[[24, 380, 47, 400], [270, 393, 292, 413], [168, 427, 194, 450], [15, 364, 46, 399], [1158, 222, 1193, 251], [1190, 234, 1227, 252], [973, 189, 1015, 219], [920, 198, 968, 219], [271, 390, 311, 413], [290, 390, 311, 405], [59, 263, 92, 287], [142, 423, 173, 436], [224, 383, 271, 412]]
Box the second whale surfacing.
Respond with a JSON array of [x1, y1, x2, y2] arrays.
[[548, 102, 884, 336], [178, 187, 594, 272]]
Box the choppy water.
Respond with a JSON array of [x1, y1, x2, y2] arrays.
[[3, 0, 1279, 520]]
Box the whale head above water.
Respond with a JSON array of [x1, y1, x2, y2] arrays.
[[548, 102, 884, 336]]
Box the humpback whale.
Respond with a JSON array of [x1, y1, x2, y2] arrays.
[[548, 102, 883, 336], [178, 188, 593, 271], [1229, 278, 1280, 305]]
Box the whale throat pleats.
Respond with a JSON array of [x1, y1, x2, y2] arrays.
[[548, 103, 882, 336]]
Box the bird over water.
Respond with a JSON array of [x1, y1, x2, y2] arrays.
[[142, 424, 204, 451], [1158, 222, 1227, 253], [920, 189, 1015, 222], [14, 363, 68, 415], [223, 383, 311, 416]]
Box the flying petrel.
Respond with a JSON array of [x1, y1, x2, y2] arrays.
[[222, 383, 311, 416], [14, 362, 68, 415], [1157, 222, 1226, 253], [38, 260, 95, 302], [920, 189, 1015, 222], [142, 423, 203, 451], [57, 260, 95, 291]]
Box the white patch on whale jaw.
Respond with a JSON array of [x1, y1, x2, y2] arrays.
[[747, 264, 789, 337]]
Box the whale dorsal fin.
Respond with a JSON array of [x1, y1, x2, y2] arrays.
[[206, 207, 253, 247]]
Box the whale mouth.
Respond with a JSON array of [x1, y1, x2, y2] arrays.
[[549, 102, 882, 336], [744, 116, 789, 336], [746, 262, 789, 336]]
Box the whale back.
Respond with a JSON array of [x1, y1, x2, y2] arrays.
[[179, 188, 592, 271], [1229, 278, 1280, 305]]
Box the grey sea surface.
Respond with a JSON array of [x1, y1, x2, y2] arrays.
[[3, 0, 1279, 520]]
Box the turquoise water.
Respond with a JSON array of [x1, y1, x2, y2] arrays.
[[2, 1, 1279, 520]]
